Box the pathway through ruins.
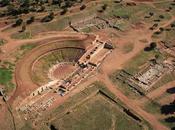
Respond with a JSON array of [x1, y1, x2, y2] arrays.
[[97, 73, 169, 130]]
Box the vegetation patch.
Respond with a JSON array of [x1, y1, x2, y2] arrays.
[[81, 27, 92, 33], [11, 43, 37, 62], [160, 118, 175, 130], [0, 39, 6, 46], [20, 122, 33, 130], [51, 94, 143, 130], [20, 44, 37, 51], [0, 68, 12, 86], [11, 31, 33, 39], [40, 82, 151, 130], [122, 43, 134, 54], [144, 100, 161, 114], [0, 66, 15, 92]]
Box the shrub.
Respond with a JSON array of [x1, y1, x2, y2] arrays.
[[41, 12, 54, 22], [102, 4, 107, 10], [159, 15, 164, 19], [0, 0, 10, 7], [26, 16, 35, 24], [150, 42, 157, 49], [37, 6, 45, 12], [149, 12, 154, 16], [12, 18, 23, 27], [20, 23, 26, 32], [80, 4, 86, 10], [144, 42, 157, 51], [60, 8, 67, 15]]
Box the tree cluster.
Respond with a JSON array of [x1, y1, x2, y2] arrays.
[[0, 0, 83, 17], [41, 12, 54, 22], [144, 42, 157, 51]]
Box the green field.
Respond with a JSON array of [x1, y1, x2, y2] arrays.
[[51, 94, 143, 130], [19, 82, 152, 130], [37, 82, 152, 130], [0, 67, 15, 92], [20, 44, 37, 50], [0, 68, 12, 86]]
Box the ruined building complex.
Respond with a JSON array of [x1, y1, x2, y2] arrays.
[[18, 36, 113, 120]]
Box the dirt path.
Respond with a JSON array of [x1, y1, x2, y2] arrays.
[[0, 31, 88, 60], [100, 27, 152, 75], [43, 26, 161, 129], [97, 74, 169, 130], [154, 16, 175, 32], [138, 81, 175, 105], [95, 27, 170, 130]]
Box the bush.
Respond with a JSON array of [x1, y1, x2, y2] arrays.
[[149, 12, 154, 16], [102, 4, 107, 10], [12, 18, 23, 27], [0, 0, 10, 7], [7, 4, 19, 16], [37, 6, 45, 12], [80, 4, 86, 10], [20, 24, 26, 32], [150, 42, 157, 49], [159, 27, 164, 31], [41, 12, 54, 22], [154, 31, 161, 35], [144, 42, 157, 51], [164, 116, 175, 123], [171, 23, 175, 28], [0, 39, 6, 46], [159, 15, 164, 19], [26, 16, 35, 24], [60, 8, 67, 15]]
